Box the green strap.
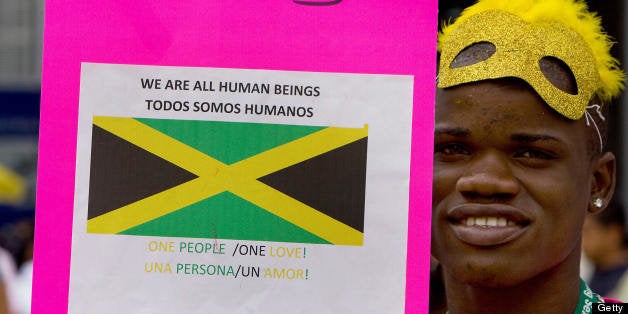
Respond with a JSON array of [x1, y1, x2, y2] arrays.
[[573, 279, 604, 314]]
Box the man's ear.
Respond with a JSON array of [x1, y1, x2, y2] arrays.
[[589, 151, 616, 214]]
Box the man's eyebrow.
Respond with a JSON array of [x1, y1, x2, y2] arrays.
[[511, 133, 562, 143], [434, 127, 470, 137]]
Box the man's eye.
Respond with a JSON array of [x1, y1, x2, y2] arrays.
[[514, 149, 555, 160], [435, 143, 470, 156], [513, 148, 557, 169]]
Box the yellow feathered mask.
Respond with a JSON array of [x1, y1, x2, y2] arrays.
[[438, 0, 624, 120]]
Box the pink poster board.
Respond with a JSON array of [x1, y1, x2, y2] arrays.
[[35, 1, 437, 313]]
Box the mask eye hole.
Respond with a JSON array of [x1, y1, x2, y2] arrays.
[[539, 56, 578, 95], [450, 42, 496, 68]]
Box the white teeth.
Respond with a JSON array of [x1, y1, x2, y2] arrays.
[[487, 217, 497, 227], [497, 217, 507, 227], [463, 216, 513, 227], [476, 217, 487, 225]]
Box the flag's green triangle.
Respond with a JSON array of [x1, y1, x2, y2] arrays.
[[118, 191, 330, 244], [135, 118, 325, 164]]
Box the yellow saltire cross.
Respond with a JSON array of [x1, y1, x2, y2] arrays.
[[87, 116, 367, 245]]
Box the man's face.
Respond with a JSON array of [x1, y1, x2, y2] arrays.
[[432, 80, 593, 287]]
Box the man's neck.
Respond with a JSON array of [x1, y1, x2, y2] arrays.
[[443, 251, 582, 314]]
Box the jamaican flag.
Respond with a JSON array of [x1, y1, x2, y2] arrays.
[[87, 116, 368, 245]]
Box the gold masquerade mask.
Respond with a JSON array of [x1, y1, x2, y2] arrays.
[[438, 10, 599, 120]]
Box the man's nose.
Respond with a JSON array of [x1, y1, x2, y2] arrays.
[[455, 150, 520, 199]]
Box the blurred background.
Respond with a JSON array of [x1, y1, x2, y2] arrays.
[[0, 0, 43, 313]]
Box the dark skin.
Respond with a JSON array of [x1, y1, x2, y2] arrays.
[[432, 80, 616, 314], [0, 284, 8, 314]]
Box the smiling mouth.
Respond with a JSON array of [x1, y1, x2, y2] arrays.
[[447, 205, 532, 246]]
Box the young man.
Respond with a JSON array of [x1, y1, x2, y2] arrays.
[[431, 0, 624, 313]]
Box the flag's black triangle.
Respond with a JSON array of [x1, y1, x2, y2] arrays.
[[258, 137, 367, 232], [88, 125, 198, 219]]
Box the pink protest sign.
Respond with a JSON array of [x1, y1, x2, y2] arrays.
[[35, 1, 437, 313]]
